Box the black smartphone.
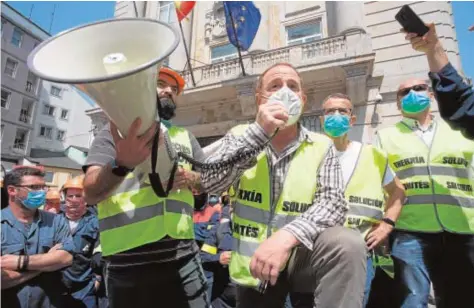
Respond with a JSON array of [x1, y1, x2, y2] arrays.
[[395, 5, 429, 36]]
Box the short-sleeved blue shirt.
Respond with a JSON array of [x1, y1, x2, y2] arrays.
[[1, 207, 75, 308]]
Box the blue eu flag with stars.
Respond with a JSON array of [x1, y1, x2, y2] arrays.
[[223, 1, 261, 51]]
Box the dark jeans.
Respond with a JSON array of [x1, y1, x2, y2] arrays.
[[391, 231, 474, 308], [105, 253, 210, 308]]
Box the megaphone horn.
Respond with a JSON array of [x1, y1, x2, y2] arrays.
[[27, 18, 180, 137]]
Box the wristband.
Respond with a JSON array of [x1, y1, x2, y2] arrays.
[[382, 217, 396, 227], [17, 255, 23, 271], [20, 255, 29, 272]]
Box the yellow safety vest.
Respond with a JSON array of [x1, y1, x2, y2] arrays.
[[228, 125, 332, 288], [343, 143, 395, 278], [377, 119, 474, 233], [344, 144, 387, 238], [98, 126, 195, 256]]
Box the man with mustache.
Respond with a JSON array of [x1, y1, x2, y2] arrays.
[[60, 175, 100, 308], [83, 67, 209, 307]]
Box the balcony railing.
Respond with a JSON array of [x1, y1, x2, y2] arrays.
[[19, 110, 31, 123], [182, 34, 349, 89], [26, 81, 35, 93], [13, 140, 26, 151]]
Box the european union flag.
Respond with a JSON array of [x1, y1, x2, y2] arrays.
[[224, 1, 261, 51]]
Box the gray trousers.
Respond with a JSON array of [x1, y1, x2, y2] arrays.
[[236, 226, 367, 308]]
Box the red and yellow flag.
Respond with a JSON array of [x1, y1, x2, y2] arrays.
[[175, 1, 196, 22]]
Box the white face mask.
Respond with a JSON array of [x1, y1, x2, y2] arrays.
[[267, 86, 303, 126]]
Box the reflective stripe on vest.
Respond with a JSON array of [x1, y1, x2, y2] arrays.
[[378, 119, 474, 233], [98, 126, 195, 256], [344, 144, 387, 237], [228, 124, 332, 288]]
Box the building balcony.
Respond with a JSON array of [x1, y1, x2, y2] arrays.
[[25, 81, 36, 94], [181, 29, 375, 91], [13, 141, 26, 152], [19, 110, 31, 124]]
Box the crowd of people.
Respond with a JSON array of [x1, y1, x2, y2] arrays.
[[1, 22, 473, 308]]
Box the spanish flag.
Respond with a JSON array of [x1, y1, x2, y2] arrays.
[[175, 1, 196, 22]]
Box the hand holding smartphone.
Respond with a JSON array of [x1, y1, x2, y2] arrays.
[[395, 5, 429, 36]]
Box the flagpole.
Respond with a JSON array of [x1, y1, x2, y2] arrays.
[[178, 21, 196, 87], [227, 6, 246, 76]]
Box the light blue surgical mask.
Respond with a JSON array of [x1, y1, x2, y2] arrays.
[[401, 90, 431, 114], [208, 196, 219, 206], [18, 190, 46, 209], [323, 113, 350, 138]]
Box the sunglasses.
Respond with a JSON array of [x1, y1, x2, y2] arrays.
[[397, 84, 429, 98]]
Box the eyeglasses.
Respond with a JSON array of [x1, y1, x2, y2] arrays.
[[323, 108, 352, 116], [16, 185, 48, 191], [397, 84, 429, 98]]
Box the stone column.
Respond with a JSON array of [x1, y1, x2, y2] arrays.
[[326, 1, 366, 36]]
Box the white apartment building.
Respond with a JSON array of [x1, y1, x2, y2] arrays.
[[1, 2, 94, 171], [32, 81, 94, 151], [86, 1, 462, 147]]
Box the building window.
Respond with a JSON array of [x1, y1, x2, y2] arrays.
[[13, 129, 28, 151], [1, 89, 11, 108], [26, 71, 38, 94], [50, 86, 62, 98], [210, 43, 238, 63], [11, 27, 23, 47], [43, 104, 56, 116], [4, 58, 18, 77], [57, 130, 66, 141], [60, 109, 69, 120], [44, 171, 54, 183], [158, 1, 177, 23], [286, 21, 322, 46], [39, 125, 53, 139], [1, 18, 5, 36]]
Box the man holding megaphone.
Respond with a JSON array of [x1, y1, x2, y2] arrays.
[[83, 67, 209, 308]]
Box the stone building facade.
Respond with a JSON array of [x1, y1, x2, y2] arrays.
[[87, 1, 462, 147]]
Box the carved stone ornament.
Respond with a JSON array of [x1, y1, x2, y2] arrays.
[[205, 2, 227, 43]]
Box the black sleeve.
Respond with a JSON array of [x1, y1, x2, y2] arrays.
[[429, 62, 474, 140], [82, 124, 117, 172]]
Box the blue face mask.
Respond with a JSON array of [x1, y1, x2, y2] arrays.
[[401, 90, 431, 114], [19, 190, 46, 209], [208, 196, 219, 206], [323, 113, 350, 138]]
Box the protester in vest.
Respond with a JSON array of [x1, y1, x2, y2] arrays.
[[194, 192, 222, 248], [45, 190, 61, 214], [375, 78, 474, 307], [320, 93, 406, 306], [83, 67, 210, 308], [404, 22, 474, 140], [200, 206, 236, 308], [60, 175, 100, 308], [204, 62, 367, 308], [1, 166, 75, 308]]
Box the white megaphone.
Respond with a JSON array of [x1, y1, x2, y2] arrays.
[[27, 18, 180, 179]]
